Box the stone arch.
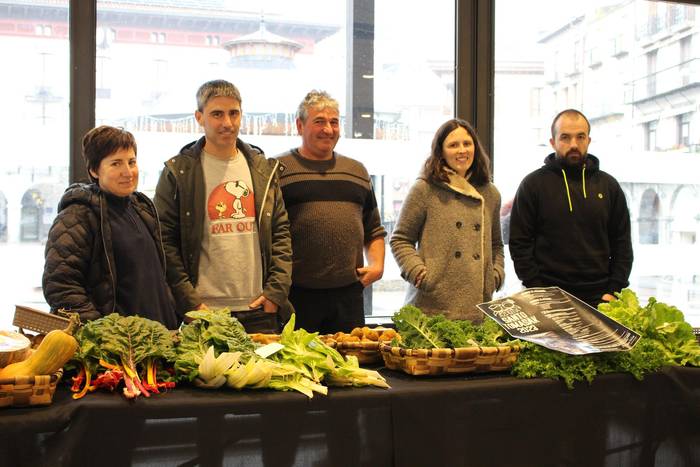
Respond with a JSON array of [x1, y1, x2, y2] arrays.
[[669, 185, 699, 245], [20, 184, 63, 242], [638, 188, 660, 244]]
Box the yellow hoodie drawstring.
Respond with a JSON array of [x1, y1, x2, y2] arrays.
[[561, 169, 573, 212], [561, 166, 588, 213]]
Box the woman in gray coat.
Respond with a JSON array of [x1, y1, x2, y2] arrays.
[[390, 119, 505, 322]]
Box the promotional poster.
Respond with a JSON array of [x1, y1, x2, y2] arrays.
[[477, 287, 640, 355]]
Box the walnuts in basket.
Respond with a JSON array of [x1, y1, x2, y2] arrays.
[[333, 327, 399, 343]]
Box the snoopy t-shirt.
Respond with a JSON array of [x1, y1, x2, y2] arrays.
[[197, 149, 263, 311]]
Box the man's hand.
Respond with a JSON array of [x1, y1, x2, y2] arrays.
[[249, 295, 279, 314], [357, 264, 383, 288], [360, 236, 385, 288], [601, 293, 616, 302]]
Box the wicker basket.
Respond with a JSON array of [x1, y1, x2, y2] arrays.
[[13, 305, 70, 335], [380, 343, 520, 376], [0, 370, 63, 408], [336, 341, 382, 364]]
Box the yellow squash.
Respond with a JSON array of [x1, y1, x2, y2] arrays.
[[0, 315, 79, 378]]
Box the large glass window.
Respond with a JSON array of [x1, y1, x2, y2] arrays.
[[95, 0, 454, 319], [495, 0, 700, 326], [0, 1, 69, 328]]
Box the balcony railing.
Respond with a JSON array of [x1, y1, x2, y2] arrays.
[[625, 58, 699, 104], [638, 6, 695, 39]]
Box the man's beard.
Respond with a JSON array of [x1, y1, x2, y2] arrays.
[[558, 149, 586, 167]]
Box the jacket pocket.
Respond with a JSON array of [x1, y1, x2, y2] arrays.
[[418, 267, 435, 293]]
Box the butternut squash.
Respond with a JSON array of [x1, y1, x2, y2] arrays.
[[0, 315, 79, 378]]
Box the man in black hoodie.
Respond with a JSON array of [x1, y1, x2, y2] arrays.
[[508, 109, 633, 307]]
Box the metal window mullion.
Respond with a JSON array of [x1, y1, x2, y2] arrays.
[[69, 0, 96, 183], [455, 0, 495, 169]]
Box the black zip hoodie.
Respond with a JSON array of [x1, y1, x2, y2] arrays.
[[508, 153, 633, 301]]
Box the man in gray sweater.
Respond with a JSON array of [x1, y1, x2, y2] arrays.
[[276, 90, 386, 333]]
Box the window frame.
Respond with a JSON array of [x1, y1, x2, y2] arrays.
[[68, 0, 496, 182]]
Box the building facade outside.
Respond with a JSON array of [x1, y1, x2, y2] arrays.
[[496, 0, 700, 325]]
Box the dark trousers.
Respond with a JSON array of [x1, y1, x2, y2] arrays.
[[289, 282, 365, 334], [567, 290, 606, 309]]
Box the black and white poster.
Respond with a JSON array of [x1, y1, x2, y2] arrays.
[[477, 287, 640, 355]]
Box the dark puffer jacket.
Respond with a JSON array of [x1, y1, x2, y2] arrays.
[[42, 183, 168, 321]]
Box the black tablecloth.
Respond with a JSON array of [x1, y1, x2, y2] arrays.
[[1, 367, 698, 467]]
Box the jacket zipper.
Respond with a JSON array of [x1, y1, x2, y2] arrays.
[[257, 159, 278, 274], [99, 194, 117, 313], [257, 159, 278, 229]]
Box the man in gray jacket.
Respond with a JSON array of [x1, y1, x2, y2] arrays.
[[154, 79, 292, 332]]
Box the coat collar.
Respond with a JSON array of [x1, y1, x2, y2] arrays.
[[442, 168, 483, 201]]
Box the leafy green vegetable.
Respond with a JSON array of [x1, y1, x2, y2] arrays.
[[428, 317, 472, 348], [195, 346, 241, 388], [185, 309, 255, 353], [70, 314, 176, 399], [174, 308, 256, 382], [392, 304, 517, 349], [176, 312, 389, 397], [273, 314, 338, 382], [96, 315, 176, 366], [472, 318, 511, 347], [69, 317, 106, 377], [391, 305, 445, 348], [511, 289, 700, 389], [600, 289, 700, 367], [269, 315, 389, 393]]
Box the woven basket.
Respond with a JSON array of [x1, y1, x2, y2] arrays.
[[336, 341, 382, 364], [13, 305, 70, 335], [0, 370, 63, 408], [380, 343, 520, 376]]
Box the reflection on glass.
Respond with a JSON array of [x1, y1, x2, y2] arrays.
[[495, 0, 700, 326]]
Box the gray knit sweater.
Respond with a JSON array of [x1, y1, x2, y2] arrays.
[[390, 172, 505, 322]]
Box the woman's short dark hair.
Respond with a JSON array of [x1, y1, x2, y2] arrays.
[[82, 126, 137, 183], [424, 118, 491, 186]]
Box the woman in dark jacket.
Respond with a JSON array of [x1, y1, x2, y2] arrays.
[[42, 126, 180, 329]]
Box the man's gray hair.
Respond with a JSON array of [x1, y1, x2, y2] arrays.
[[196, 79, 242, 111], [297, 90, 339, 122]]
